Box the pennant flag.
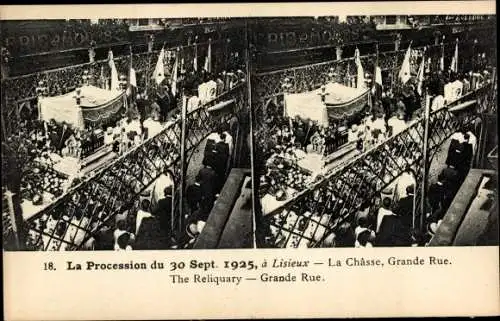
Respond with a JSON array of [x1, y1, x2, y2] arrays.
[[417, 53, 425, 96], [152, 48, 166, 85], [440, 44, 445, 71], [129, 68, 137, 87], [204, 40, 212, 73], [450, 39, 458, 73], [171, 50, 179, 97], [108, 50, 119, 91], [398, 43, 412, 84], [193, 43, 198, 72], [372, 65, 383, 96], [354, 48, 365, 89]]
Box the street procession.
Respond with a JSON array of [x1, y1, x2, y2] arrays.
[[2, 18, 252, 251], [1, 15, 497, 251], [252, 15, 497, 248]]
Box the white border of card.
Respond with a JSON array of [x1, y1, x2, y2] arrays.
[[2, 2, 499, 319]]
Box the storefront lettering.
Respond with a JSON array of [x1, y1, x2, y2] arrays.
[[3, 27, 127, 55], [259, 27, 351, 50]]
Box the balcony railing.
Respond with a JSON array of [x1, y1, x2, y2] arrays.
[[257, 85, 492, 248], [3, 82, 247, 251]]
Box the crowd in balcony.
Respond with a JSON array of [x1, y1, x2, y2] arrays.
[[261, 46, 495, 247], [16, 56, 247, 250]]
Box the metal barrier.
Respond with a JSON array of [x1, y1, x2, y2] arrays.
[[1, 39, 227, 138], [14, 82, 247, 251], [258, 85, 492, 248]]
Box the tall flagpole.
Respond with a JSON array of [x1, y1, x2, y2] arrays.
[[418, 86, 432, 237], [179, 47, 187, 236]]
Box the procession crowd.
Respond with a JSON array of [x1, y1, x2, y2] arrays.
[[262, 54, 494, 248], [17, 60, 246, 250]]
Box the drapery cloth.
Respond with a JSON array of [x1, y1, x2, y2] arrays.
[[39, 85, 125, 129], [284, 82, 369, 126]]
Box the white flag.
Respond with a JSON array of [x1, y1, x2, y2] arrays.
[[398, 44, 412, 84], [171, 52, 178, 97], [417, 56, 425, 96], [193, 44, 198, 72], [440, 45, 444, 71], [354, 48, 365, 89], [375, 66, 382, 87], [204, 40, 212, 73], [152, 48, 166, 85], [450, 40, 458, 73], [129, 67, 137, 87], [108, 50, 119, 91]]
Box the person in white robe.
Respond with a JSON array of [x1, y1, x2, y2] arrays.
[[376, 198, 395, 233], [465, 130, 478, 165], [387, 113, 407, 136], [143, 117, 163, 138], [187, 94, 201, 113], [443, 81, 454, 104], [205, 78, 217, 103], [431, 94, 445, 111], [451, 78, 464, 101], [394, 169, 416, 202]]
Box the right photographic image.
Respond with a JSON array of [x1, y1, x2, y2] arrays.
[[250, 15, 498, 248]]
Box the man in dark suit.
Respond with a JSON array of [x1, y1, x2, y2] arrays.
[[393, 185, 415, 232], [441, 166, 461, 198], [198, 161, 218, 213], [134, 216, 170, 250], [428, 172, 447, 215], [214, 133, 230, 191], [186, 174, 202, 212], [457, 133, 473, 179], [375, 213, 413, 247], [93, 221, 115, 250], [156, 186, 173, 235]]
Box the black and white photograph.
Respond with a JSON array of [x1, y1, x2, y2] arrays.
[[1, 18, 253, 251], [251, 14, 498, 249], [1, 13, 498, 252], [1, 3, 499, 320]]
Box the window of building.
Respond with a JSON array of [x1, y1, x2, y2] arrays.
[[385, 16, 397, 24]]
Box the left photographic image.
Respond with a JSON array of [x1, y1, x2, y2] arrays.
[[1, 18, 254, 251]]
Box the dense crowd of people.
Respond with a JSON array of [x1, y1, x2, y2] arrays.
[[262, 58, 494, 247], [265, 121, 478, 248], [18, 62, 246, 250], [259, 52, 495, 211]]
